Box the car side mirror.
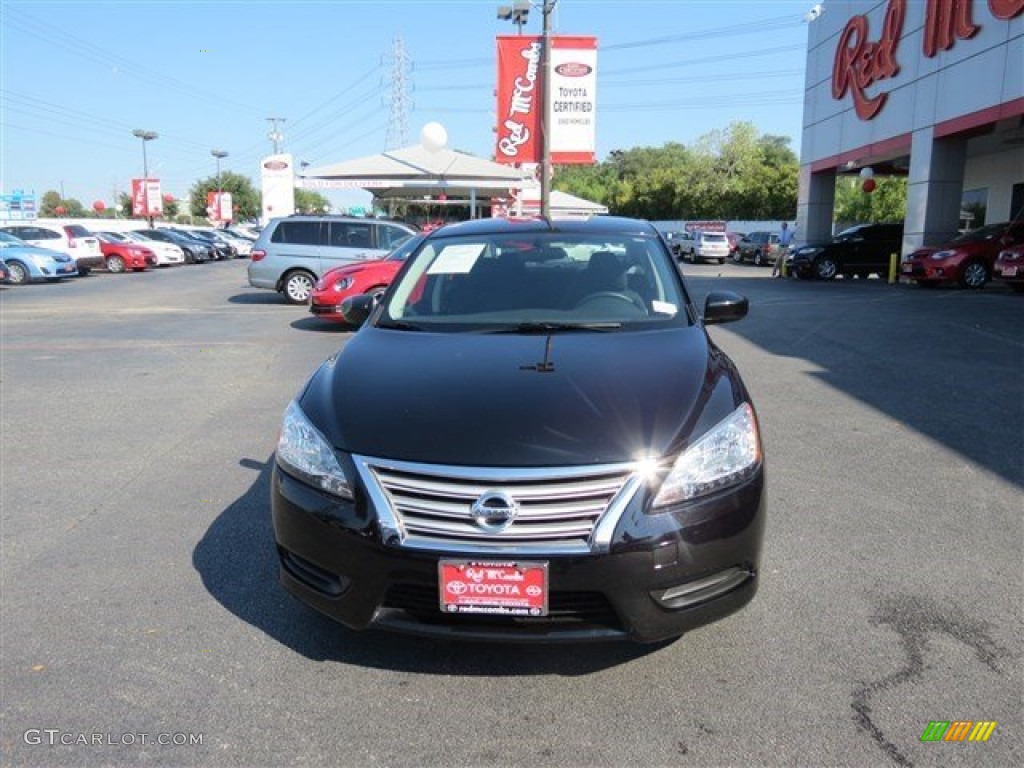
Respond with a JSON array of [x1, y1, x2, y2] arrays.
[[703, 291, 749, 325], [340, 293, 379, 326]]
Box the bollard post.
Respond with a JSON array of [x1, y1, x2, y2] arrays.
[[888, 253, 898, 284]]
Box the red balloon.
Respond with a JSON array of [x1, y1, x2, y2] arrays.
[[55, 205, 67, 216], [163, 193, 175, 203], [92, 200, 106, 212], [862, 178, 877, 193]]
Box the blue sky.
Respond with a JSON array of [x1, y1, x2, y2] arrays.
[[1, 0, 813, 210]]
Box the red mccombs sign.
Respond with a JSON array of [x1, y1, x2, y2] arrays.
[[495, 35, 597, 165], [832, 0, 1024, 121]]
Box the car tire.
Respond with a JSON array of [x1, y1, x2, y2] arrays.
[[77, 265, 91, 277], [732, 251, 743, 264], [107, 255, 126, 274], [283, 270, 316, 304], [814, 256, 838, 280], [6, 260, 29, 284], [959, 261, 988, 289], [753, 251, 764, 266]]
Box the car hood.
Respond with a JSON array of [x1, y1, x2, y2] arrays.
[[299, 325, 746, 467]]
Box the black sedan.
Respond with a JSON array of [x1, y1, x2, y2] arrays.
[[133, 229, 211, 264], [788, 222, 903, 280], [271, 216, 765, 644], [170, 228, 236, 260]]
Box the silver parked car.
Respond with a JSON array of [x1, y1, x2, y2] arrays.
[[248, 215, 416, 303]]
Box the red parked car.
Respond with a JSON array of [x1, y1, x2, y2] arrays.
[[902, 221, 1024, 288], [993, 243, 1024, 293], [95, 233, 156, 273], [309, 234, 423, 321]]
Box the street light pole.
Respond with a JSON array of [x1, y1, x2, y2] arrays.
[[211, 149, 228, 226], [540, 0, 555, 219], [132, 129, 158, 228]]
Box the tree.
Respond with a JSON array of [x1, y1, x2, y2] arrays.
[[189, 171, 260, 222], [294, 188, 331, 214], [40, 190, 63, 217], [552, 122, 799, 221], [833, 176, 906, 226]]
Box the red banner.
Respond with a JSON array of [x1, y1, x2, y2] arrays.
[[131, 178, 162, 217], [495, 36, 543, 165]]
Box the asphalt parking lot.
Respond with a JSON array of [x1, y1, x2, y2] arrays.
[[1, 260, 1021, 767]]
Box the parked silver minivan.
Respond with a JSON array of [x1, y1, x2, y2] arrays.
[[248, 216, 417, 303]]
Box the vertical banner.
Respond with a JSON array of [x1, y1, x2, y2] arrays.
[[548, 36, 597, 164], [260, 154, 295, 224], [131, 178, 163, 217], [206, 191, 234, 223], [495, 35, 543, 165]]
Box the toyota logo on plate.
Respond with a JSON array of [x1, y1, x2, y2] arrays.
[[470, 490, 519, 533]]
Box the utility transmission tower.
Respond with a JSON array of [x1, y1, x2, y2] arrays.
[[266, 117, 287, 155], [384, 36, 412, 150]]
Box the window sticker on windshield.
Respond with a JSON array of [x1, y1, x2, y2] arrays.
[[652, 300, 678, 316], [427, 243, 485, 275]]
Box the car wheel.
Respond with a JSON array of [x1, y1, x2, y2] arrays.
[[107, 255, 126, 273], [77, 265, 91, 277], [959, 261, 988, 289], [283, 270, 316, 304], [814, 256, 838, 280], [183, 249, 195, 264], [732, 251, 743, 264], [6, 260, 29, 284], [753, 251, 764, 266]]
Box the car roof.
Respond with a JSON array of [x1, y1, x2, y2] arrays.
[[423, 216, 658, 238]]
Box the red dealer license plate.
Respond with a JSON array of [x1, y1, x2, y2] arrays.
[[1000, 265, 1018, 276], [438, 560, 548, 616]]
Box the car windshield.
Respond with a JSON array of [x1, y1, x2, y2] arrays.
[[701, 233, 727, 243], [65, 225, 93, 237], [0, 232, 26, 245], [952, 223, 1008, 243], [380, 232, 690, 332], [384, 234, 423, 262]]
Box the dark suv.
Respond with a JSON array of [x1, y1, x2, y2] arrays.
[[271, 216, 765, 643], [788, 222, 903, 280]]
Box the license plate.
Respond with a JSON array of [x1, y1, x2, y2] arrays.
[[901, 263, 913, 273], [999, 265, 1018, 276], [439, 560, 548, 616]]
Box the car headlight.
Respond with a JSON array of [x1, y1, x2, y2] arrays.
[[652, 403, 761, 508], [334, 277, 354, 292], [930, 250, 956, 260], [276, 401, 353, 499]]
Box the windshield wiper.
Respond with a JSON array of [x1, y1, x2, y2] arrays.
[[376, 320, 424, 332], [487, 321, 622, 334]]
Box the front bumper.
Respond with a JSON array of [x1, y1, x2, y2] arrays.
[[901, 259, 956, 282], [271, 462, 765, 643]]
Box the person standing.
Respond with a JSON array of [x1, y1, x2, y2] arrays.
[[772, 221, 794, 277]]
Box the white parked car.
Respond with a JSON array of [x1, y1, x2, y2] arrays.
[[681, 231, 731, 264], [213, 228, 253, 256], [97, 230, 185, 266], [0, 223, 104, 275]]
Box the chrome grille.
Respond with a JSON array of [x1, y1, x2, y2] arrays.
[[352, 455, 642, 555]]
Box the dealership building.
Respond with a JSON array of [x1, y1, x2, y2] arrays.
[[797, 0, 1023, 252]]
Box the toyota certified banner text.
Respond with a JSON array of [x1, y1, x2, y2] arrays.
[[495, 35, 597, 166]]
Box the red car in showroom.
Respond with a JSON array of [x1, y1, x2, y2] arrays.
[[994, 243, 1024, 292], [902, 221, 1024, 288], [95, 233, 157, 273], [309, 234, 423, 321]]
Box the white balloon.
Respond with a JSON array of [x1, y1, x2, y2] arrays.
[[421, 122, 448, 152], [859, 167, 875, 180]]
